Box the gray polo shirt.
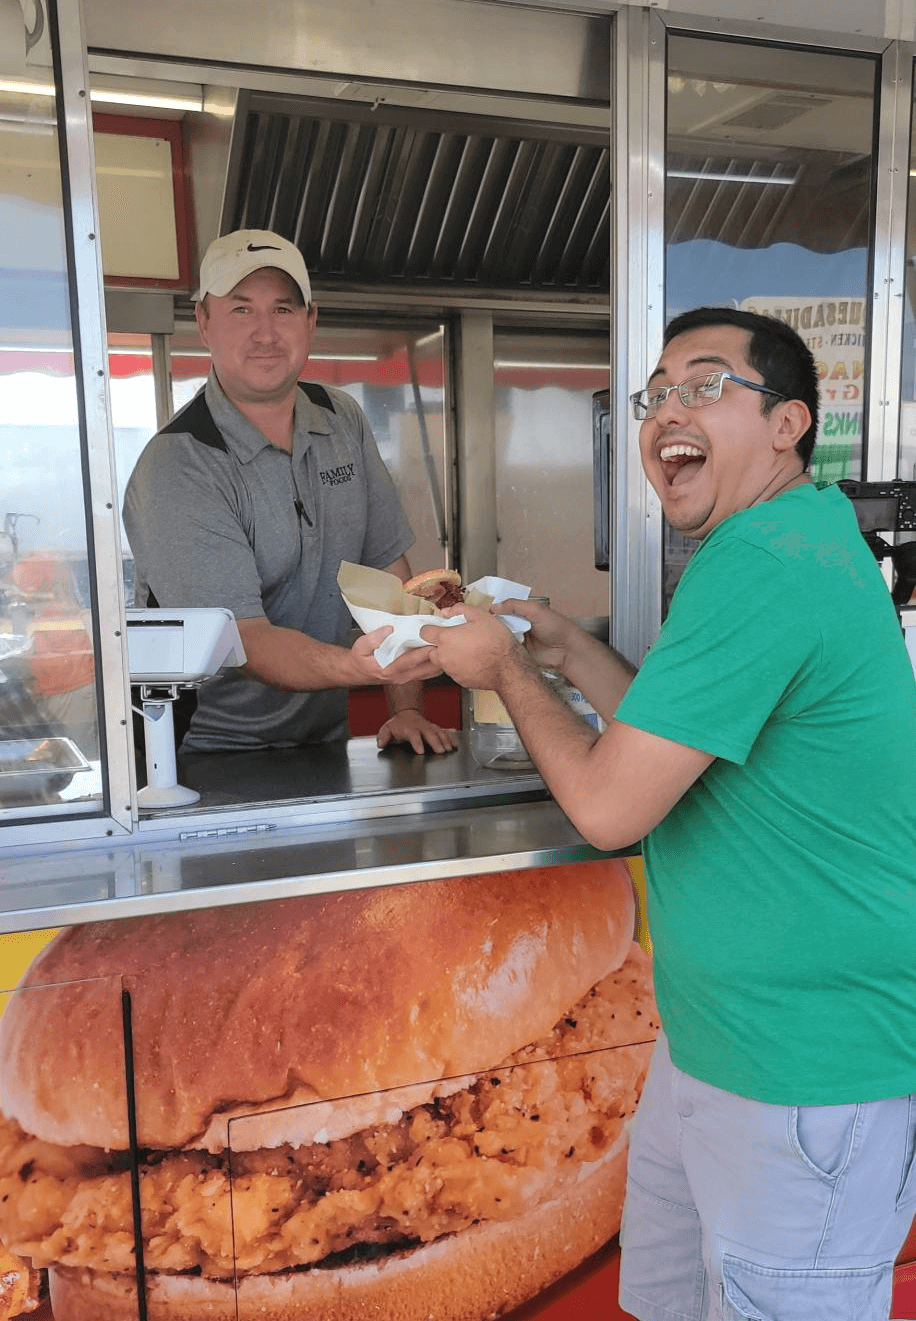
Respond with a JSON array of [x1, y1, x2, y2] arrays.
[[123, 372, 414, 750]]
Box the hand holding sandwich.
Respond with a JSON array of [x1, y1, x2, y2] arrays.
[[424, 596, 635, 728], [420, 603, 522, 691], [492, 595, 578, 675]]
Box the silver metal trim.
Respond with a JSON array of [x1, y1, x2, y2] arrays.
[[152, 332, 173, 431], [868, 40, 914, 481], [53, 0, 136, 834], [83, 0, 611, 102], [312, 287, 610, 316], [455, 310, 498, 583], [441, 318, 459, 566], [612, 7, 665, 666], [0, 799, 612, 935], [87, 52, 612, 133], [659, 9, 888, 54]]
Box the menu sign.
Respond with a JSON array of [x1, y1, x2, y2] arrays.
[[740, 295, 866, 481]]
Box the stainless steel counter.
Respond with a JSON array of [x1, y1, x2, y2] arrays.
[[174, 731, 541, 809], [0, 735, 635, 934]]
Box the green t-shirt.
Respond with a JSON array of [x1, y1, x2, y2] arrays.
[[615, 483, 916, 1105]]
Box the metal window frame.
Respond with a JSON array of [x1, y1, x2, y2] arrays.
[[0, 0, 135, 849], [611, 6, 666, 667], [869, 38, 915, 480], [613, 9, 911, 663]]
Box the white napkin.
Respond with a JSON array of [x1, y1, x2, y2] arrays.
[[343, 575, 532, 669]]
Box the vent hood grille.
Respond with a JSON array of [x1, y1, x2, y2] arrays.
[[222, 93, 611, 296]]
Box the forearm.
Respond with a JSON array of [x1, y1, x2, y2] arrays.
[[237, 617, 363, 691], [495, 648, 607, 828], [496, 646, 712, 850], [424, 608, 708, 849], [386, 679, 423, 716], [237, 616, 441, 693]]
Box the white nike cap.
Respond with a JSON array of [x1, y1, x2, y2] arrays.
[[195, 229, 312, 304]]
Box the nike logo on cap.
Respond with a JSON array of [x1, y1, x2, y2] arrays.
[[246, 242, 281, 251]]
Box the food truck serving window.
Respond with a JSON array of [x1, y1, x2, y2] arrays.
[[0, 2, 615, 836]]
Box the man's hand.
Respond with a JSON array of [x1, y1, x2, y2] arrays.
[[494, 597, 581, 674], [377, 709, 459, 754], [420, 605, 522, 691], [350, 628, 443, 685], [235, 617, 442, 692]]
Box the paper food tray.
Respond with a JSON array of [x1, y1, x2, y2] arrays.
[[337, 563, 531, 668]]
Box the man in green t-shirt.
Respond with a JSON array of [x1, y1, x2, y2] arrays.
[[423, 307, 916, 1320]]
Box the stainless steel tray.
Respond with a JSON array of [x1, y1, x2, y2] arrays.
[[0, 737, 92, 799]]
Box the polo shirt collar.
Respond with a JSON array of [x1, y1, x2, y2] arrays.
[[204, 371, 335, 463]]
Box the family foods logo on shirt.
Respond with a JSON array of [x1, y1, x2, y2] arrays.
[[319, 462, 355, 487]]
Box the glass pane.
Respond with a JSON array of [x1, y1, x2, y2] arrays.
[[164, 316, 449, 578], [169, 319, 209, 413], [664, 36, 878, 609], [108, 333, 157, 605], [307, 322, 448, 576], [494, 331, 610, 626], [218, 884, 653, 1321], [0, 51, 103, 813]]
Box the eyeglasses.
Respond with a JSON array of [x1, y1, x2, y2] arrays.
[[630, 371, 787, 421]]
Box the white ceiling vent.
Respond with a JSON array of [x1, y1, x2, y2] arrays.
[[720, 92, 831, 133]]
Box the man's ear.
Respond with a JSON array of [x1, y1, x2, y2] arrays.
[[772, 399, 811, 452]]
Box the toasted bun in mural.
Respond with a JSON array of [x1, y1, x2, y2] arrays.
[[0, 861, 658, 1321]]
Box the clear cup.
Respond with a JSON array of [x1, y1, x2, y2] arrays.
[[469, 688, 534, 770]]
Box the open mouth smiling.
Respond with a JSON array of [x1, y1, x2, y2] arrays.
[[659, 442, 706, 487]]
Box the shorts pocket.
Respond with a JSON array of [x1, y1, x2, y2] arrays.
[[720, 1253, 893, 1321], [896, 1094, 916, 1211], [788, 1102, 859, 1181]]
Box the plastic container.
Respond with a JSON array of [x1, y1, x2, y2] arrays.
[[541, 671, 604, 732], [469, 687, 535, 770], [469, 597, 603, 768]]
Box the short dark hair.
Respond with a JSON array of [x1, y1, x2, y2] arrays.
[[663, 306, 820, 469]]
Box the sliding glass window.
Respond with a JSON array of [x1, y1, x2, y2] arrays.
[[0, 17, 105, 816], [664, 35, 879, 607]]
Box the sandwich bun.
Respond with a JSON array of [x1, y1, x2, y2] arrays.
[[402, 568, 464, 608], [0, 862, 656, 1321], [0, 863, 636, 1151]]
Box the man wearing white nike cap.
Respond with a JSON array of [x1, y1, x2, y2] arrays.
[[123, 229, 456, 755]]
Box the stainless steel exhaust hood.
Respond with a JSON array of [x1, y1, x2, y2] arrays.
[[220, 91, 611, 297]]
